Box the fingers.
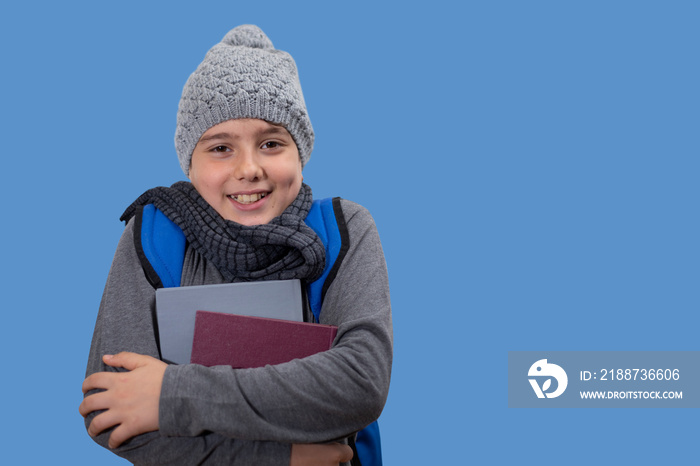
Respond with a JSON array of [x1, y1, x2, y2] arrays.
[[82, 371, 117, 394], [83, 352, 161, 394], [85, 408, 121, 437], [81, 401, 146, 449], [291, 443, 354, 466], [96, 406, 156, 449], [80, 352, 166, 451], [79, 390, 110, 417], [335, 444, 353, 463], [108, 422, 140, 449], [81, 354, 165, 447], [102, 352, 155, 371]]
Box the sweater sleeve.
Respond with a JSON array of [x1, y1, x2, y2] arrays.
[[84, 219, 291, 465], [159, 200, 393, 443]]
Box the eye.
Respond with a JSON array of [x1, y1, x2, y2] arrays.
[[212, 145, 230, 153], [261, 141, 281, 149]]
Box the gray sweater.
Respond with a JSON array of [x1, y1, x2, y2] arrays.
[[85, 199, 393, 465]]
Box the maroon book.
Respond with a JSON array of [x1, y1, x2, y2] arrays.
[[190, 310, 338, 368]]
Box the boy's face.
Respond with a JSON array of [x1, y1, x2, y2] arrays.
[[188, 118, 303, 226]]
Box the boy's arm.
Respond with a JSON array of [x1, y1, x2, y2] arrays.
[[85, 200, 392, 452], [83, 220, 293, 465], [158, 200, 393, 443]]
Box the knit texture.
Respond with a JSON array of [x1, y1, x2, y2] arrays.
[[121, 182, 325, 283], [175, 25, 314, 175]]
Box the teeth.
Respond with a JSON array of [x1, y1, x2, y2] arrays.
[[230, 193, 266, 204]]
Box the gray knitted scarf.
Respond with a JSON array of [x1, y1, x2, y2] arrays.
[[121, 181, 325, 283]]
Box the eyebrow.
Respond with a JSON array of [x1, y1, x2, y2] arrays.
[[197, 132, 230, 144], [197, 125, 290, 144], [260, 126, 290, 136]]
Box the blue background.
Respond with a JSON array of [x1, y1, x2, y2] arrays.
[[1, 1, 698, 464]]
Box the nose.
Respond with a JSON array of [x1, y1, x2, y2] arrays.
[[232, 150, 264, 182]]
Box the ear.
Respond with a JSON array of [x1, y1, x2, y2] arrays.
[[186, 156, 195, 181]]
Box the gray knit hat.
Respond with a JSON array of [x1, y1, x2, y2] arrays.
[[175, 25, 314, 175]]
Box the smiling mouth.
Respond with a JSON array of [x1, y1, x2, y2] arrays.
[[229, 193, 268, 205]]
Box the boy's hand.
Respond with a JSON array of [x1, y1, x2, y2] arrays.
[[291, 443, 353, 466], [79, 352, 167, 449]]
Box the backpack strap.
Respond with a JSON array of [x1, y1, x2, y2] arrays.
[[304, 198, 383, 466], [303, 197, 349, 323], [355, 421, 383, 466], [134, 204, 186, 288]]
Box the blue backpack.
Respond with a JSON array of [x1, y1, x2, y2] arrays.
[[134, 198, 382, 466]]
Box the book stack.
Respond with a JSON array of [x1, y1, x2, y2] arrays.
[[155, 279, 337, 367]]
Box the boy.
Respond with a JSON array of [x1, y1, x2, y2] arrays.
[[79, 25, 392, 466]]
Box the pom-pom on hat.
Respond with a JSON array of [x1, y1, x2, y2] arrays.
[[175, 25, 314, 175]]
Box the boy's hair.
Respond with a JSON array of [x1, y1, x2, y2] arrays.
[[174, 24, 314, 175]]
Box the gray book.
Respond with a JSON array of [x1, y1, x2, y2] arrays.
[[155, 279, 304, 364]]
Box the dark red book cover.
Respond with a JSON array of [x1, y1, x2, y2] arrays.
[[190, 310, 338, 368]]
